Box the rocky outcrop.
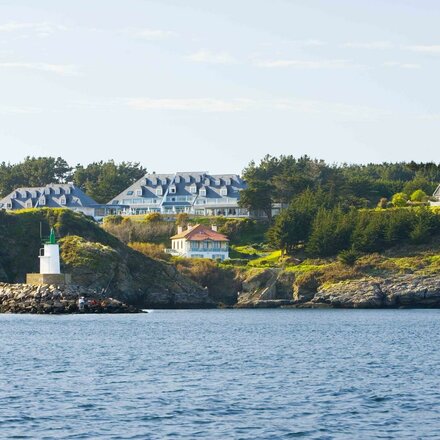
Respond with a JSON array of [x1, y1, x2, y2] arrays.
[[302, 275, 440, 308], [0, 283, 140, 314], [236, 269, 296, 308], [0, 209, 212, 309]]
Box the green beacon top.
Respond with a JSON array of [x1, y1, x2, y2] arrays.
[[48, 228, 57, 245]]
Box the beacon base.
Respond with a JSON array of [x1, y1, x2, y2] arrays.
[[26, 273, 72, 285]]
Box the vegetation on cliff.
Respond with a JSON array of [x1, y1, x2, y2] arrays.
[[0, 209, 209, 308]]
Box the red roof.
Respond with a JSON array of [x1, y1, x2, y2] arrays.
[[171, 224, 229, 242]]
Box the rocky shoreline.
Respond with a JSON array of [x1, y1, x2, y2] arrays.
[[236, 270, 440, 309], [0, 283, 140, 314]]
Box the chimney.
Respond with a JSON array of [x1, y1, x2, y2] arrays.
[[211, 225, 217, 232], [177, 225, 183, 234]]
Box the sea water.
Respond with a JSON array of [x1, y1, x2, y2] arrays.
[[1, 309, 440, 439]]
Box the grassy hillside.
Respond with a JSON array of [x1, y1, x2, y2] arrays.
[[0, 209, 208, 307]]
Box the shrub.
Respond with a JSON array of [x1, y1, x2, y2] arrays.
[[129, 242, 171, 261], [410, 189, 428, 203], [391, 192, 408, 207], [338, 249, 360, 266]]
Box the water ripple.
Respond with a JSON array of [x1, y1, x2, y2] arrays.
[[1, 310, 440, 439]]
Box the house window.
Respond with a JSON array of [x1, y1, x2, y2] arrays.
[[156, 187, 163, 196], [189, 185, 197, 194], [44, 188, 50, 195], [54, 187, 60, 195], [215, 179, 221, 186], [6, 202, 12, 209], [65, 187, 71, 195], [199, 188, 207, 197], [220, 188, 228, 196], [136, 189, 142, 196], [60, 196, 66, 205], [170, 185, 176, 194], [127, 191, 134, 195], [39, 196, 46, 205]]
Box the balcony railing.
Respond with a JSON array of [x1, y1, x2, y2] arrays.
[[189, 247, 227, 252]]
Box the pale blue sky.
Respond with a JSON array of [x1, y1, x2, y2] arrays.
[[0, 0, 439, 173]]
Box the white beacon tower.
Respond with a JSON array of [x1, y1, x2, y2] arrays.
[[39, 228, 61, 275]]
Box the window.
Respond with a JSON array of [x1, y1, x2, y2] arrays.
[[65, 187, 71, 195], [11, 192, 17, 199], [220, 188, 228, 196], [175, 176, 181, 183], [156, 187, 163, 196], [127, 191, 134, 195], [169, 185, 176, 194], [189, 185, 197, 194], [44, 188, 50, 195], [60, 196, 66, 205], [39, 196, 46, 206], [215, 179, 221, 186], [199, 188, 207, 197], [6, 202, 12, 209], [205, 178, 210, 186], [54, 187, 60, 195], [136, 189, 142, 196]]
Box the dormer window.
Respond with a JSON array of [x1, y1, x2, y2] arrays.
[[26, 200, 33, 208], [156, 187, 163, 196], [199, 187, 207, 197], [215, 178, 221, 186], [151, 178, 157, 186], [11, 192, 17, 199], [60, 195, 67, 205], [44, 188, 50, 195], [30, 191, 37, 198], [6, 202, 12, 209], [189, 184, 197, 194], [225, 178, 232, 186], [136, 189, 143, 196], [220, 187, 228, 196], [39, 196, 46, 205], [204, 178, 210, 186], [175, 175, 181, 183], [65, 187, 71, 195], [169, 185, 176, 194], [185, 176, 191, 183], [21, 191, 27, 198], [54, 187, 60, 195]]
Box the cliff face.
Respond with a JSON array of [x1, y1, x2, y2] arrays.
[[235, 267, 440, 309], [0, 209, 213, 308], [236, 269, 296, 307], [307, 275, 440, 308]]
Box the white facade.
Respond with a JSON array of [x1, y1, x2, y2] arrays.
[[166, 224, 230, 260], [39, 244, 61, 274], [169, 238, 229, 260]]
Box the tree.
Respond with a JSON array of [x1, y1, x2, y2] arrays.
[[73, 160, 146, 203], [0, 156, 72, 197]]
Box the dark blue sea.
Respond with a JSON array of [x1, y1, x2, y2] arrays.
[[1, 309, 440, 439]]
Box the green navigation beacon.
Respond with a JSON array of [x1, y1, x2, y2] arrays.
[[48, 227, 57, 244]]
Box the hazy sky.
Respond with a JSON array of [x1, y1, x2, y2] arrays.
[[0, 0, 439, 173]]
